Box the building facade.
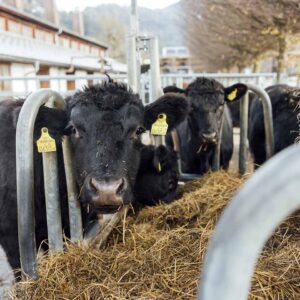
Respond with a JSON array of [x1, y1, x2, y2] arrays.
[[0, 1, 127, 97]]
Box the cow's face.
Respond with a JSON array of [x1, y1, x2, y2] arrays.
[[134, 145, 178, 206], [64, 82, 188, 213], [164, 79, 247, 146], [187, 79, 247, 145]]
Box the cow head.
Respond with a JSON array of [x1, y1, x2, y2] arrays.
[[134, 145, 178, 207], [164, 78, 247, 146], [58, 82, 188, 213]]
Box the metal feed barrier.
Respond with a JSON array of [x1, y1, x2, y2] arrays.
[[198, 144, 300, 300], [16, 89, 83, 278]]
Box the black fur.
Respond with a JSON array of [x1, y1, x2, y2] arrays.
[[134, 145, 178, 207], [249, 84, 300, 167]]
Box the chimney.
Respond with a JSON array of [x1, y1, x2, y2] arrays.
[[42, 0, 59, 25], [72, 8, 84, 36]]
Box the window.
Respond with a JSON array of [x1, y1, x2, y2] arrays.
[[60, 37, 70, 48], [8, 20, 21, 34], [44, 31, 54, 44], [71, 40, 79, 50], [35, 29, 45, 41], [22, 25, 33, 38]]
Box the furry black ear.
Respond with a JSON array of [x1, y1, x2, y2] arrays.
[[163, 85, 186, 94], [144, 93, 189, 131], [224, 83, 248, 102], [34, 106, 68, 139]]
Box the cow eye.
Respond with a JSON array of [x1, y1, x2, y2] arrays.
[[131, 126, 146, 139]]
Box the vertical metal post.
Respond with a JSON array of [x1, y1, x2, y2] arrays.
[[127, 0, 140, 93], [16, 89, 65, 278], [42, 152, 63, 251], [42, 100, 64, 251], [239, 92, 249, 174], [212, 114, 224, 171], [149, 36, 162, 102], [62, 137, 83, 241]]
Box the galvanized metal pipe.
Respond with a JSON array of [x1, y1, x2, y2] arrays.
[[16, 89, 65, 278], [42, 99, 64, 252], [149, 36, 163, 102], [127, 0, 140, 93], [212, 113, 224, 171], [62, 137, 83, 242], [171, 130, 200, 181], [127, 35, 139, 93], [239, 92, 249, 174], [247, 83, 274, 160], [42, 152, 63, 251], [198, 144, 300, 300]]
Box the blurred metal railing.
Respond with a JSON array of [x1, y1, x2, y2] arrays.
[[0, 73, 276, 102], [198, 144, 300, 300]]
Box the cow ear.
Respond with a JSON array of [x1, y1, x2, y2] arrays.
[[163, 85, 186, 94], [224, 84, 248, 102], [35, 106, 68, 138], [144, 93, 189, 132]]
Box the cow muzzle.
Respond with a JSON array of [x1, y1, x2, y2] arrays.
[[201, 132, 217, 144], [83, 177, 128, 213]]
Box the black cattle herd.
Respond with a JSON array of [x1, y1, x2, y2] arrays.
[[0, 77, 299, 272]]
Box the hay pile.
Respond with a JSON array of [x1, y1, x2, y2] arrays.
[[13, 171, 300, 300]]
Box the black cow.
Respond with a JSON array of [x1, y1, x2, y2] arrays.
[[0, 81, 188, 270], [249, 84, 300, 167], [134, 144, 178, 207], [164, 77, 247, 174]]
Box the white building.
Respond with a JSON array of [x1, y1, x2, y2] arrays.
[[0, 2, 127, 97]]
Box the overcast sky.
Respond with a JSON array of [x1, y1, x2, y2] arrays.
[[56, 0, 180, 11]]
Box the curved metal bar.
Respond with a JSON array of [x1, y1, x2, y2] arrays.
[[198, 144, 300, 300], [16, 89, 65, 278], [247, 84, 274, 159], [239, 92, 249, 174], [238, 84, 274, 174]]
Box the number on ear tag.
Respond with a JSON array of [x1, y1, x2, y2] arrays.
[[150, 113, 168, 136], [36, 127, 57, 153], [227, 88, 238, 101]]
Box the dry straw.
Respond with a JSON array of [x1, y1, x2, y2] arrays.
[[13, 171, 300, 300]]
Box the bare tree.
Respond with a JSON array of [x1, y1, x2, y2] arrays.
[[183, 0, 300, 78]]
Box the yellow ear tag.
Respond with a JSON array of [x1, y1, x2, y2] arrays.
[[227, 88, 238, 101], [150, 113, 168, 136], [36, 127, 57, 153]]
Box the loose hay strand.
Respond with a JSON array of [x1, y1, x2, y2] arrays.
[[12, 171, 300, 300]]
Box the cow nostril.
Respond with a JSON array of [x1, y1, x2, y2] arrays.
[[116, 178, 126, 195], [202, 132, 217, 140]]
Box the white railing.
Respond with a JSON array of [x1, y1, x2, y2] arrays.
[[0, 73, 277, 102]]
